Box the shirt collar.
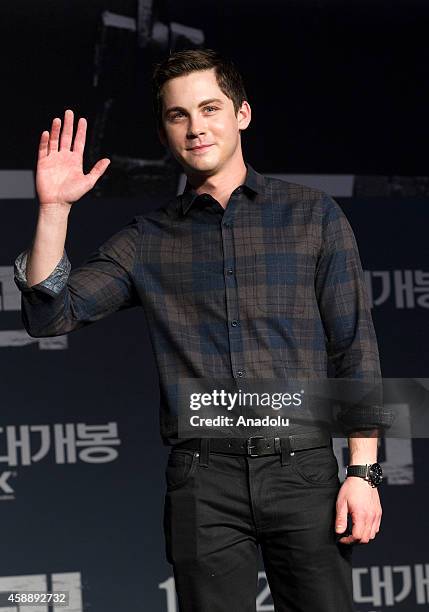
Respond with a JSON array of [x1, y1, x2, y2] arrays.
[[179, 162, 263, 216]]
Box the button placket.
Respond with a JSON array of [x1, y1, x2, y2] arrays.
[[221, 213, 246, 379]]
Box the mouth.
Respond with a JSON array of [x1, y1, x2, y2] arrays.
[[187, 144, 214, 152]]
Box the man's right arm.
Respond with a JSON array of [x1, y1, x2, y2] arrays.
[[14, 215, 141, 337]]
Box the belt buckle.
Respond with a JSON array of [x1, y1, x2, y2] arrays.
[[246, 435, 265, 457]]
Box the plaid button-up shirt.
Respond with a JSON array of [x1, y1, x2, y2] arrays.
[[14, 163, 381, 444]]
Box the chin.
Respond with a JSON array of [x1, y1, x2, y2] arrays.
[[184, 157, 220, 174]]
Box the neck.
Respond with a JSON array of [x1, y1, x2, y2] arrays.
[[185, 157, 247, 209]]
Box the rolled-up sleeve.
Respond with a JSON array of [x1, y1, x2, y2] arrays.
[[13, 216, 141, 337], [14, 248, 71, 296]]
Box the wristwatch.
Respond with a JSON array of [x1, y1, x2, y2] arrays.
[[345, 463, 383, 488]]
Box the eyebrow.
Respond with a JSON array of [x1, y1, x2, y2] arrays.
[[164, 98, 224, 116]]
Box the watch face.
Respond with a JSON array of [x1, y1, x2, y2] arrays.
[[369, 462, 383, 485]]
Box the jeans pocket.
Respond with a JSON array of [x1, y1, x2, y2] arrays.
[[291, 445, 339, 486], [165, 449, 198, 491]]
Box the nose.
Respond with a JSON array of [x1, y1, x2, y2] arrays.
[[186, 114, 206, 140]]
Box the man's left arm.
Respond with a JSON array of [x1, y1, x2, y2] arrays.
[[314, 194, 383, 545]]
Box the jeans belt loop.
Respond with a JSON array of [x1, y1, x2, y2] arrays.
[[280, 437, 293, 466], [199, 439, 209, 467]]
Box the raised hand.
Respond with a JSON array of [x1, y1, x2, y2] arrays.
[[36, 109, 110, 208]]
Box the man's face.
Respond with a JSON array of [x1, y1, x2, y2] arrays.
[[159, 68, 251, 176]]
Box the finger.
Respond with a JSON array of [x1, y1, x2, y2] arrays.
[[347, 512, 366, 544], [337, 513, 357, 545], [48, 117, 61, 154], [72, 117, 87, 156], [59, 109, 74, 151], [369, 517, 378, 540], [371, 510, 382, 539], [335, 500, 348, 534], [86, 158, 111, 186], [360, 517, 373, 544], [337, 534, 356, 545], [38, 131, 50, 160]]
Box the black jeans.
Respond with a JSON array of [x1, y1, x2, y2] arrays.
[[163, 443, 354, 612]]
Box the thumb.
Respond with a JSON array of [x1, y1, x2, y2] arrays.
[[335, 498, 348, 532], [87, 158, 111, 184]]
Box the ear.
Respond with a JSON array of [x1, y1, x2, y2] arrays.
[[157, 125, 167, 147], [237, 101, 251, 131]]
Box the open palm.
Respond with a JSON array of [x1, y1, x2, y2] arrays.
[[36, 109, 110, 207]]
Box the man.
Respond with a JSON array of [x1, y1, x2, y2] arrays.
[[14, 49, 383, 611]]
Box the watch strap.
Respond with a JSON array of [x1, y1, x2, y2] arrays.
[[346, 464, 369, 478]]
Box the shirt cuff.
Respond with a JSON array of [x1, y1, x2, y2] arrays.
[[14, 248, 71, 296]]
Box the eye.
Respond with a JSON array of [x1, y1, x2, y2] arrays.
[[204, 106, 218, 113], [169, 111, 185, 121]]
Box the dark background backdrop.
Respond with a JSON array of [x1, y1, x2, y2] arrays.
[[2, 0, 429, 174]]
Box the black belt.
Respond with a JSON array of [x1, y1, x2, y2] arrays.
[[174, 430, 332, 457]]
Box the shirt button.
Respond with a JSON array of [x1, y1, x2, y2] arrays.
[[227, 268, 234, 275], [237, 370, 245, 377], [231, 320, 239, 327]]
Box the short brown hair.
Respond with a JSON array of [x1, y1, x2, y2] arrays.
[[152, 48, 248, 130]]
